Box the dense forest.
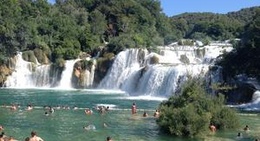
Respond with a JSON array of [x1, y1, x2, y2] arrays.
[[0, 0, 259, 79]]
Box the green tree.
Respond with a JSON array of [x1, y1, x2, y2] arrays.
[[157, 78, 239, 137]]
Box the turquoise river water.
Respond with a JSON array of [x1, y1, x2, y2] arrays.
[[0, 89, 259, 141]]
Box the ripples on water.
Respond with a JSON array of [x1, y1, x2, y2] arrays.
[[0, 89, 259, 141]]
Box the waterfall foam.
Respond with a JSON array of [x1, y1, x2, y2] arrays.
[[98, 44, 232, 97], [4, 43, 232, 96], [57, 59, 80, 89], [4, 53, 35, 88]]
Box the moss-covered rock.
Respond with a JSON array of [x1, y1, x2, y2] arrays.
[[22, 51, 37, 64], [79, 52, 91, 60], [33, 48, 50, 64], [71, 59, 96, 88], [180, 55, 190, 64], [150, 55, 159, 64], [0, 65, 12, 86], [94, 54, 114, 86]]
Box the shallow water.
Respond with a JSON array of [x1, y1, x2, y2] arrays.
[[0, 89, 259, 141]]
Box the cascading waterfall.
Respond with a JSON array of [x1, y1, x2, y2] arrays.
[[235, 91, 260, 111], [98, 44, 232, 97], [4, 53, 85, 89], [98, 49, 146, 89], [82, 60, 96, 88], [33, 65, 51, 87], [4, 42, 232, 97], [57, 59, 80, 89], [4, 53, 35, 88]]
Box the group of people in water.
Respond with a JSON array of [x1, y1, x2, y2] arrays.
[[0, 127, 43, 141], [1, 102, 160, 140], [131, 102, 160, 118], [209, 123, 259, 141], [5, 102, 259, 140]]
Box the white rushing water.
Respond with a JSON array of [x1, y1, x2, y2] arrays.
[[5, 42, 232, 97], [98, 44, 232, 97], [4, 53, 35, 88], [235, 91, 260, 111], [57, 59, 80, 89]]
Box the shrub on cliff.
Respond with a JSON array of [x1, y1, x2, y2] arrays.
[[22, 51, 37, 64], [157, 78, 239, 137]]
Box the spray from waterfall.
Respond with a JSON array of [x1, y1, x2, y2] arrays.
[[98, 44, 232, 97]]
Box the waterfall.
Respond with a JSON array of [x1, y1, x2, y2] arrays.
[[4, 53, 35, 88], [235, 91, 260, 111], [57, 59, 80, 89], [4, 42, 231, 96], [82, 60, 96, 88], [252, 91, 260, 104], [99, 44, 232, 97], [4, 53, 80, 89], [98, 49, 145, 89], [33, 65, 51, 87]]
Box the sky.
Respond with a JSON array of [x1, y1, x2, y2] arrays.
[[160, 0, 260, 16]]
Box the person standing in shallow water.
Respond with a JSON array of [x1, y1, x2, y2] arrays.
[[131, 102, 137, 114]]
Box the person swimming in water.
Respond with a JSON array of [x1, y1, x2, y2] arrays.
[[131, 102, 137, 114], [29, 131, 44, 141], [106, 136, 113, 141], [153, 109, 160, 118], [83, 124, 96, 131], [243, 125, 249, 131], [143, 111, 148, 117], [85, 108, 93, 115]]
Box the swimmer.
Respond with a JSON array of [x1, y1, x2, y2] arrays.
[[29, 131, 44, 141], [25, 137, 30, 141], [243, 125, 249, 131], [0, 132, 5, 141], [49, 107, 54, 114], [73, 106, 78, 110], [236, 132, 243, 138], [106, 136, 113, 141], [8, 136, 18, 141], [143, 111, 148, 117], [26, 104, 33, 111], [10, 104, 17, 111], [85, 108, 93, 115], [105, 106, 109, 111], [83, 125, 96, 131], [131, 102, 137, 114], [209, 124, 216, 132], [44, 112, 49, 116], [153, 110, 160, 118]]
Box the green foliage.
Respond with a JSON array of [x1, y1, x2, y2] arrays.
[[157, 78, 239, 137], [22, 51, 37, 64], [81, 60, 93, 70], [53, 57, 65, 68], [218, 8, 260, 79], [0, 0, 258, 65]]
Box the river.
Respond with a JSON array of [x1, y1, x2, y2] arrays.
[[0, 88, 259, 141]]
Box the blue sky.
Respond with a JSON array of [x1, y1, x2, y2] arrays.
[[160, 0, 260, 16]]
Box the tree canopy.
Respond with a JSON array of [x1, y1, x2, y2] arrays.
[[157, 78, 239, 137]]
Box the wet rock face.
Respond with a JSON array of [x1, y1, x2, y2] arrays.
[[0, 65, 12, 86], [225, 82, 255, 104]]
